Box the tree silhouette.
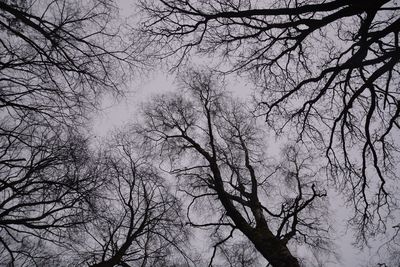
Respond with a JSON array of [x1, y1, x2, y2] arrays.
[[0, 1, 137, 265], [138, 71, 331, 267], [139, 0, 400, 252], [69, 131, 192, 267], [0, 127, 103, 266], [0, 0, 133, 125]]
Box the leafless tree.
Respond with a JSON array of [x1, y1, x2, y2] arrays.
[[0, 0, 135, 125], [0, 125, 104, 266], [0, 1, 139, 265], [66, 131, 193, 267], [138, 0, 400, 250], [0, 123, 195, 267], [0, 0, 135, 195], [137, 70, 331, 267]]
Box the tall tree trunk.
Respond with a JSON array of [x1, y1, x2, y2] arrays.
[[249, 229, 300, 267], [210, 164, 300, 267]]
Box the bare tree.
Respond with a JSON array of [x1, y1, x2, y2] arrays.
[[137, 71, 330, 267], [138, 0, 400, 250], [66, 131, 193, 267], [0, 0, 134, 125], [0, 123, 195, 267], [0, 1, 139, 265], [0, 125, 103, 266], [0, 0, 135, 198]]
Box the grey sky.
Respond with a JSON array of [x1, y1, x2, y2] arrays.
[[89, 1, 396, 266], [91, 72, 380, 267]]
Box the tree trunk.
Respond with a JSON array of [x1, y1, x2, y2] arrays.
[[249, 229, 300, 267], [210, 164, 300, 267]]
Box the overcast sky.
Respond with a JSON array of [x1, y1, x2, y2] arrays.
[[90, 69, 381, 267], [89, 1, 391, 266]]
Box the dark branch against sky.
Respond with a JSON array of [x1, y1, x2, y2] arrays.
[[1, 0, 399, 266]]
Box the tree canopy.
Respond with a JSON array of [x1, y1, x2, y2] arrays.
[[138, 0, 400, 258], [0, 1, 149, 266], [1, 0, 399, 266], [137, 71, 331, 266]]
